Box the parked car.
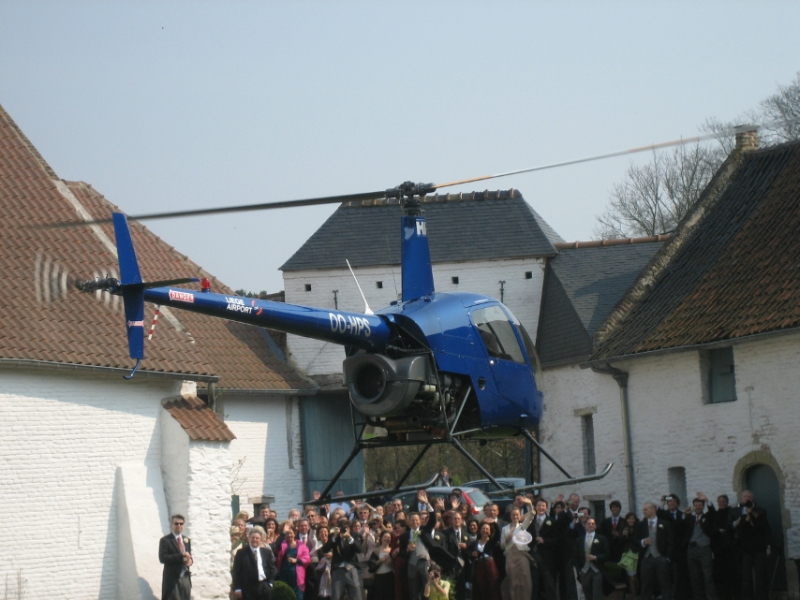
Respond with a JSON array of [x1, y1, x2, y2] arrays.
[[463, 477, 527, 514], [391, 486, 491, 518]]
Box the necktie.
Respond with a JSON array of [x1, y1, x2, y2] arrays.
[[613, 517, 618, 528], [585, 535, 592, 554], [456, 530, 461, 544], [696, 516, 702, 527], [177, 536, 185, 553]]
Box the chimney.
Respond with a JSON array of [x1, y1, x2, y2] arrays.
[[734, 125, 759, 151]]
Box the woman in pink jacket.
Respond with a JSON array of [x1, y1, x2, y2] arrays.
[[277, 528, 311, 599]]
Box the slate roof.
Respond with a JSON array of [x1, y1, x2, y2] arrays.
[[281, 189, 561, 271], [536, 239, 665, 367], [163, 395, 236, 442], [0, 103, 310, 391], [593, 139, 800, 360]]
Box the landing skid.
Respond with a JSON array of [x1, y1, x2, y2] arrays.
[[302, 418, 613, 506]]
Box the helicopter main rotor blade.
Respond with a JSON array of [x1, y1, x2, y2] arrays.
[[433, 134, 717, 189], [43, 116, 800, 229], [434, 117, 800, 190], [47, 189, 389, 227]]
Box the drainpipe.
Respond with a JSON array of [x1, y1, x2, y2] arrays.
[[207, 381, 223, 418], [592, 363, 636, 512]]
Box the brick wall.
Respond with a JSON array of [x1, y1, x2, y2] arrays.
[[225, 394, 305, 520], [186, 441, 233, 599], [0, 369, 180, 600], [537, 363, 630, 510], [538, 333, 800, 597], [283, 258, 546, 375]]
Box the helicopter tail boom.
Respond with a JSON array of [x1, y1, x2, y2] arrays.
[[142, 286, 393, 352]]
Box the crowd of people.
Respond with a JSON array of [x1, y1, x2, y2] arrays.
[[221, 480, 782, 600]]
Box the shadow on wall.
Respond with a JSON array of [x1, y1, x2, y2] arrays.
[[99, 470, 119, 599], [138, 577, 156, 600]]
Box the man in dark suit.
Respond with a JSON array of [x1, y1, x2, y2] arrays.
[[159, 514, 192, 600], [319, 518, 362, 600], [711, 495, 738, 600], [233, 529, 277, 599], [658, 494, 688, 600], [635, 502, 675, 600], [528, 498, 561, 600], [599, 500, 626, 561], [734, 490, 772, 600], [552, 494, 582, 600], [576, 517, 609, 600], [683, 493, 718, 600], [442, 511, 469, 599]]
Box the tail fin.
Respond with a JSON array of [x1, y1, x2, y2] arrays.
[[113, 212, 143, 286], [401, 215, 435, 301], [112, 213, 145, 362]]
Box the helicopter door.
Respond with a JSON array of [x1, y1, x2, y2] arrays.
[[470, 305, 536, 412]]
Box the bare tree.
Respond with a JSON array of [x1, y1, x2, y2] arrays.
[[594, 142, 721, 239], [758, 72, 800, 143], [596, 72, 800, 240]]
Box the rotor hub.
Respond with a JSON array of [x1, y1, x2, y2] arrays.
[[385, 181, 436, 216]]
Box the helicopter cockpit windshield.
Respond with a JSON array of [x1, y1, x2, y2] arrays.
[[472, 304, 539, 373], [472, 305, 526, 364]]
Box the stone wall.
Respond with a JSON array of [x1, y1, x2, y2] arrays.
[[225, 394, 305, 520], [186, 441, 233, 599], [0, 369, 179, 599], [539, 333, 800, 597]]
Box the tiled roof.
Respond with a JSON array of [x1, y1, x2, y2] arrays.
[[536, 241, 664, 366], [163, 395, 236, 442], [280, 189, 560, 272], [0, 103, 310, 391], [593, 140, 800, 360]]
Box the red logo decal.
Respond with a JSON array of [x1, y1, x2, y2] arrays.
[[169, 290, 195, 303]]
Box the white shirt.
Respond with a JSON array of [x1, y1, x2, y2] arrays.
[[585, 532, 594, 553], [174, 534, 187, 574], [254, 547, 266, 581]]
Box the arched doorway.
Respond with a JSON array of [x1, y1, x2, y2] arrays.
[[745, 464, 787, 591]]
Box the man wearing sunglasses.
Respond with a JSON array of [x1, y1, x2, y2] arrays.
[[159, 514, 193, 600]]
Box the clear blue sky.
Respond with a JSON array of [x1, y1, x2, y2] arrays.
[[2, 1, 798, 294]]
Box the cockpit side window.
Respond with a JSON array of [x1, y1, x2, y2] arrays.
[[472, 305, 525, 364]]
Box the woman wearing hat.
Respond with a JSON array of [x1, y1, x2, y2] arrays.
[[500, 498, 536, 600]]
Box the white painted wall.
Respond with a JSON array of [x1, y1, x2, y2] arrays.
[[186, 441, 233, 600], [0, 370, 179, 600], [539, 334, 800, 544], [117, 463, 170, 600], [225, 394, 305, 520], [161, 408, 190, 517], [536, 363, 630, 510], [161, 411, 234, 600], [283, 258, 546, 375]]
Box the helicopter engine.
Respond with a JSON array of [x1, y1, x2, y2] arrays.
[[343, 353, 435, 417]]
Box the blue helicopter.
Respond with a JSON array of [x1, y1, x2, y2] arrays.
[[76, 180, 613, 503]]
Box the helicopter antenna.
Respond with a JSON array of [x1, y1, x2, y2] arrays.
[[346, 259, 374, 315]]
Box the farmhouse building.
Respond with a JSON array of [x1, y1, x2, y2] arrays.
[[0, 104, 312, 599], [537, 131, 800, 595]]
